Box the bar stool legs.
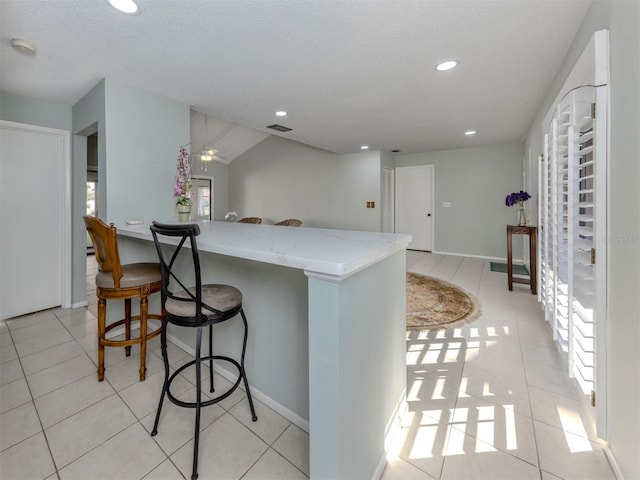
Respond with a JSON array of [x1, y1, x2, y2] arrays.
[[239, 310, 258, 422], [149, 221, 257, 480], [97, 298, 106, 382], [151, 309, 257, 480]]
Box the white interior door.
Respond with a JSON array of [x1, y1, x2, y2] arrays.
[[0, 121, 70, 320], [395, 165, 434, 251]]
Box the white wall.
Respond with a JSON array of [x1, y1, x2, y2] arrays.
[[395, 142, 525, 259], [523, 1, 640, 477], [229, 135, 382, 231]]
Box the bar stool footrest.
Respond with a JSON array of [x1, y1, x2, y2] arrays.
[[100, 315, 162, 348], [167, 356, 244, 409]]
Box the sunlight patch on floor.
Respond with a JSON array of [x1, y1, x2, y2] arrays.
[[557, 405, 592, 453]]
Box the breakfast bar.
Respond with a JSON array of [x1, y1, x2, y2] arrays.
[[116, 221, 411, 479]]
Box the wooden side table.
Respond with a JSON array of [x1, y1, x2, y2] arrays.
[[506, 225, 537, 294]]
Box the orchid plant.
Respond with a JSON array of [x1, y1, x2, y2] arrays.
[[506, 190, 531, 225], [174, 146, 192, 206], [505, 190, 531, 207]]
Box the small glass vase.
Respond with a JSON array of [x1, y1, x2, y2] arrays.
[[176, 203, 192, 222], [517, 203, 527, 226]]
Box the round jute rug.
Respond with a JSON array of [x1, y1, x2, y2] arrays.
[[406, 273, 481, 330]]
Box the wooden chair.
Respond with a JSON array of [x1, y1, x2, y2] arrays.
[[237, 217, 262, 224], [149, 222, 257, 480], [274, 218, 302, 227], [83, 216, 163, 381]]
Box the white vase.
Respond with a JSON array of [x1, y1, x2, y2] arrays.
[[177, 204, 191, 222]]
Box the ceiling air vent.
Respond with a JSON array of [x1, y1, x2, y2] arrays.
[[267, 124, 292, 133]]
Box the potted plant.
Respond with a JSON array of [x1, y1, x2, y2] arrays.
[[175, 146, 192, 221]]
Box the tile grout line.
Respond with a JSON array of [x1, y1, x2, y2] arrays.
[[5, 322, 63, 480]]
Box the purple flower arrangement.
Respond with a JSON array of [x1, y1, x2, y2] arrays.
[[505, 190, 531, 207], [174, 146, 192, 206], [506, 190, 531, 225]]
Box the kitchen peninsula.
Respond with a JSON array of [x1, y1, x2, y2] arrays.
[[116, 221, 411, 479]]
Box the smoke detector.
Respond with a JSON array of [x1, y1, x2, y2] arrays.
[[11, 39, 37, 56]]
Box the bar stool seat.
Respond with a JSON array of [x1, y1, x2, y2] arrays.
[[84, 216, 163, 382]]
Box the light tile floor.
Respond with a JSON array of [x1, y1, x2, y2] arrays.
[[0, 253, 616, 479], [381, 252, 615, 480]]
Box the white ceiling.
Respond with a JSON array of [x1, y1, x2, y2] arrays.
[[1, 0, 592, 156]]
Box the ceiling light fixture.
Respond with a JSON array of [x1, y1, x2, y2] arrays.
[[11, 39, 37, 56], [436, 60, 458, 71], [465, 130, 476, 136], [108, 0, 139, 14], [275, 111, 287, 117], [361, 145, 369, 150], [199, 114, 217, 170]]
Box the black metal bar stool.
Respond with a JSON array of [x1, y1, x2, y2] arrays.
[[149, 222, 257, 480]]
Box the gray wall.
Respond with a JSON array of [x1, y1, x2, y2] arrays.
[[229, 135, 382, 231], [395, 142, 525, 259], [0, 91, 72, 131], [72, 80, 106, 306], [103, 80, 190, 225], [3, 81, 190, 307], [523, 1, 640, 477]]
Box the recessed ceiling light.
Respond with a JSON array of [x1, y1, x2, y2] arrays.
[[275, 111, 287, 117], [436, 60, 458, 71], [465, 130, 476, 136], [361, 145, 369, 150], [108, 0, 139, 14]]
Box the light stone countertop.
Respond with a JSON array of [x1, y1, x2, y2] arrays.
[[117, 220, 411, 278]]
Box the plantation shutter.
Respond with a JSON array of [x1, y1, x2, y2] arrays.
[[538, 30, 608, 437]]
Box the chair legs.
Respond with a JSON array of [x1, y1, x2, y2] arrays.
[[151, 317, 169, 437], [192, 326, 203, 480], [208, 325, 215, 393], [97, 298, 106, 381], [240, 310, 258, 422], [124, 298, 132, 357], [139, 295, 149, 381], [96, 293, 158, 382], [151, 308, 257, 480]]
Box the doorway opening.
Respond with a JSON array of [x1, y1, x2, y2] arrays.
[[192, 176, 212, 221]]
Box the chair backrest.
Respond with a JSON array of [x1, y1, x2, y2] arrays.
[[150, 222, 221, 324], [274, 218, 302, 227], [237, 217, 262, 224], [83, 216, 123, 288]]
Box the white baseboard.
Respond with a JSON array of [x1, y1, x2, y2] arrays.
[[605, 447, 624, 479], [166, 333, 310, 433], [430, 250, 526, 265]]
